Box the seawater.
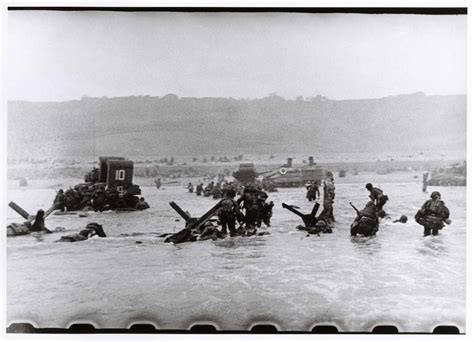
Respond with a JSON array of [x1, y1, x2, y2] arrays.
[[6, 183, 466, 331]]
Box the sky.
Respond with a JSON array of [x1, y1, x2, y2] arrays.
[[7, 10, 467, 102]]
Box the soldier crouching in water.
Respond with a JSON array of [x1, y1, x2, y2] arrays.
[[217, 189, 242, 237], [350, 201, 379, 237], [415, 191, 451, 236]]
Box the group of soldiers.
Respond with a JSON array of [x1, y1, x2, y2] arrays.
[[349, 182, 451, 237], [191, 180, 241, 199], [53, 184, 149, 212], [183, 181, 275, 237], [164, 184, 274, 243]]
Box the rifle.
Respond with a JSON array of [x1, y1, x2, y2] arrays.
[[349, 202, 360, 216]]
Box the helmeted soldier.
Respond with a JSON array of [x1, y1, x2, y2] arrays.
[[350, 201, 379, 237], [415, 191, 451, 236], [155, 178, 162, 189], [217, 190, 242, 236], [136, 197, 150, 210], [306, 181, 320, 202], [237, 185, 260, 228], [256, 187, 270, 227], [196, 183, 204, 196], [365, 183, 388, 211], [57, 222, 106, 242], [54, 189, 66, 212], [318, 177, 336, 223]]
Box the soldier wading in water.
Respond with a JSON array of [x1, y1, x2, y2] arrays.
[[365, 183, 389, 217], [350, 201, 379, 237], [237, 185, 260, 229], [415, 191, 451, 236], [217, 189, 242, 237]]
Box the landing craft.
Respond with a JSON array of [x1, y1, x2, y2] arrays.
[[58, 156, 142, 211], [261, 157, 324, 188], [232, 163, 258, 184], [231, 163, 277, 192], [81, 156, 141, 196]]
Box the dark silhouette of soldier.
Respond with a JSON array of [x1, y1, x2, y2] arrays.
[[350, 201, 378, 237], [306, 181, 320, 202], [136, 197, 150, 210], [217, 191, 242, 236], [196, 183, 204, 196], [54, 189, 66, 212], [237, 185, 260, 228], [365, 183, 388, 211], [415, 191, 451, 236]]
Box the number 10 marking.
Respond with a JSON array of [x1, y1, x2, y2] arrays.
[[116, 169, 125, 180]]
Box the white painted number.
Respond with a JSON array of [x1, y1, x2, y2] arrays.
[[115, 169, 125, 180]]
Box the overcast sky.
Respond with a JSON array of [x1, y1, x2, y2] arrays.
[[7, 11, 467, 101]]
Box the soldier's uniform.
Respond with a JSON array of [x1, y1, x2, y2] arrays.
[[217, 196, 241, 236], [255, 189, 270, 227], [196, 184, 204, 196], [187, 183, 194, 193], [351, 201, 378, 237], [65, 189, 79, 211], [416, 191, 450, 236], [106, 188, 119, 209], [54, 189, 66, 212], [306, 182, 319, 202], [237, 186, 260, 228], [136, 197, 150, 210], [366, 183, 388, 211], [261, 201, 274, 227], [92, 188, 107, 212], [155, 178, 162, 189], [318, 179, 335, 223]]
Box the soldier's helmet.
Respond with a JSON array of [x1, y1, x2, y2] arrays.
[[365, 183, 373, 190], [430, 191, 441, 199], [86, 222, 100, 230], [399, 215, 408, 223], [366, 200, 375, 206]]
